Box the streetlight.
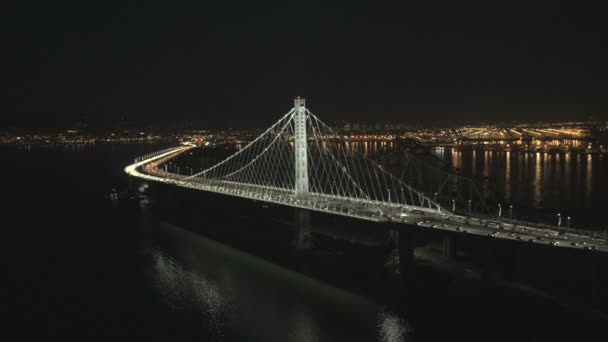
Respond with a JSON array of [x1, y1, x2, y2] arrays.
[[509, 205, 513, 220], [557, 213, 562, 227]]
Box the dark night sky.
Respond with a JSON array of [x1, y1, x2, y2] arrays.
[[1, 1, 607, 128]]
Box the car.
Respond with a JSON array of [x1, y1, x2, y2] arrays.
[[549, 241, 559, 246], [570, 242, 578, 246]]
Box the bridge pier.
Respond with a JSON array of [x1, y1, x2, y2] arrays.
[[480, 243, 503, 281], [397, 229, 415, 277], [594, 253, 608, 308], [294, 208, 311, 249], [442, 233, 455, 259]]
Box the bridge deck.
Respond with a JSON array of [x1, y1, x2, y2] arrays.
[[125, 146, 608, 253]]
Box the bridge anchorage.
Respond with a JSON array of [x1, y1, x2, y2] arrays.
[[125, 97, 608, 254]]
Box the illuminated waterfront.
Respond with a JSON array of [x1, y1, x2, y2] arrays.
[[438, 148, 603, 215], [333, 141, 607, 229]]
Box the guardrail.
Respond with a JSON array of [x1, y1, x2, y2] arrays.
[[489, 217, 608, 245], [133, 147, 183, 163], [451, 207, 608, 245]]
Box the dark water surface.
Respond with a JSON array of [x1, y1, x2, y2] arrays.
[[4, 143, 607, 341], [438, 147, 607, 226], [352, 141, 608, 228]]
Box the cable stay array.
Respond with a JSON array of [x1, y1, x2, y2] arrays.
[[185, 105, 447, 214]]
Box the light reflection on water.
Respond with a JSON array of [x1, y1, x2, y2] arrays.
[[153, 250, 227, 339], [341, 142, 605, 221], [378, 311, 412, 342], [586, 154, 593, 206], [148, 223, 412, 342], [505, 151, 511, 203], [452, 148, 603, 222], [533, 152, 542, 207]]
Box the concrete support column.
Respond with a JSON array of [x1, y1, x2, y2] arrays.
[[294, 208, 311, 249], [388, 229, 399, 247], [398, 229, 415, 277], [481, 244, 500, 281], [443, 233, 454, 258]]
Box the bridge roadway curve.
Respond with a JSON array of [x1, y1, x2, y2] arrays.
[[125, 146, 608, 254]]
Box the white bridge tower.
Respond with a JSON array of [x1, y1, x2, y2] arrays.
[[294, 97, 309, 197]]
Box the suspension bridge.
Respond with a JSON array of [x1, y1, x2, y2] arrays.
[[125, 97, 608, 253]]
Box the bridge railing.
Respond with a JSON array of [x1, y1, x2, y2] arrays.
[[133, 146, 184, 164], [482, 216, 608, 244]]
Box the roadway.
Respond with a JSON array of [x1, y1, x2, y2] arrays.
[[125, 146, 608, 253]]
